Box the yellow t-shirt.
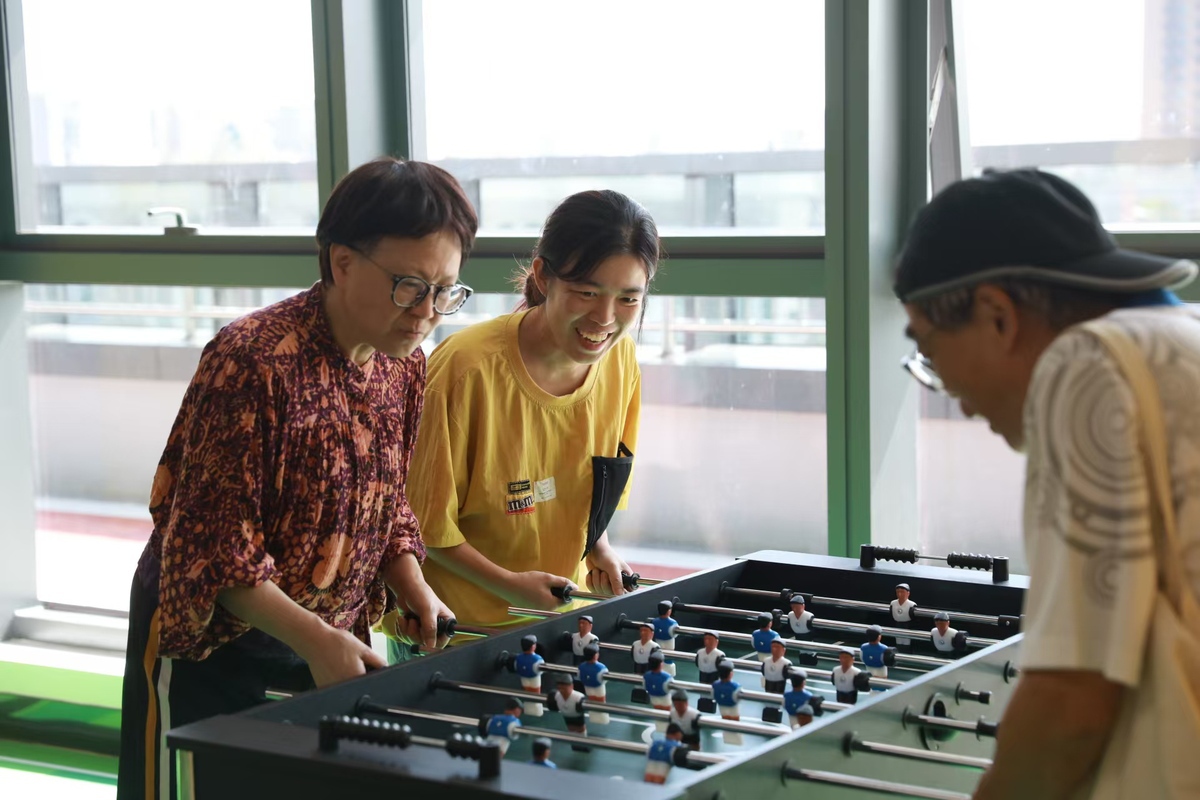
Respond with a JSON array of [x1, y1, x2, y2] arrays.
[[412, 309, 641, 626]]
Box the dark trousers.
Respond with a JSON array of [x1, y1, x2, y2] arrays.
[[764, 679, 787, 694], [698, 670, 718, 685], [836, 690, 858, 705], [117, 555, 314, 800]]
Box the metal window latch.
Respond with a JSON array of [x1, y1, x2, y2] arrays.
[[147, 206, 199, 235]]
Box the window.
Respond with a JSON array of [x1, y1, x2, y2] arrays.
[[26, 286, 825, 610], [8, 0, 319, 233], [414, 0, 825, 235], [958, 0, 1200, 228]]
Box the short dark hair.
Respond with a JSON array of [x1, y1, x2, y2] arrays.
[[515, 190, 661, 311], [913, 278, 1124, 333], [315, 158, 478, 285]]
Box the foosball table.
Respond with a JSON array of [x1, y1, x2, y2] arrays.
[[169, 549, 1028, 799]]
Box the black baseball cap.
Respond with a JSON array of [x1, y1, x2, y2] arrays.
[[894, 168, 1197, 303]]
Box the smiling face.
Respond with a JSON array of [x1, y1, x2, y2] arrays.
[[534, 253, 648, 365], [903, 286, 1058, 452], [326, 231, 462, 362]]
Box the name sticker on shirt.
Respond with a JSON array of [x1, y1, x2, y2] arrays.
[[506, 479, 535, 516], [534, 477, 557, 503]]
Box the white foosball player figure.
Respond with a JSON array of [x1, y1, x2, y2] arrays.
[[832, 647, 868, 705], [889, 582, 917, 646], [785, 595, 815, 637], [484, 698, 523, 756], [930, 611, 969, 653], [695, 631, 726, 685], [761, 638, 793, 693], [571, 615, 599, 665], [577, 643, 610, 724], [548, 672, 589, 750], [631, 621, 663, 675], [515, 634, 545, 716], [669, 689, 702, 749]]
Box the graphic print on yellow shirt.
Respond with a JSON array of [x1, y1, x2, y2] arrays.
[[409, 309, 641, 626]]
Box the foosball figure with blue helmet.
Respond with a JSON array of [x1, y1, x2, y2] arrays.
[[484, 697, 522, 756], [515, 634, 545, 716]]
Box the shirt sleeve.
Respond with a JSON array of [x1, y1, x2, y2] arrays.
[[382, 352, 428, 565], [153, 340, 277, 659], [1019, 333, 1157, 687], [616, 361, 642, 511], [408, 378, 471, 549]]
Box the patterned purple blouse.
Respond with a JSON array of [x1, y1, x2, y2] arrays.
[[143, 284, 426, 661]]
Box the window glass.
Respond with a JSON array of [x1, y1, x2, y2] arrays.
[[959, 0, 1200, 228], [416, 0, 825, 235], [26, 285, 826, 610], [10, 0, 318, 233]]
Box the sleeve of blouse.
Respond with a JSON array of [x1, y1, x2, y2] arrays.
[[383, 352, 429, 564], [153, 340, 277, 659]]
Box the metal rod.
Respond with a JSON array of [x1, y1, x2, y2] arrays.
[[723, 585, 1005, 627], [371, 698, 727, 765], [784, 767, 972, 800], [904, 711, 1000, 738], [678, 600, 999, 649], [845, 734, 992, 769]]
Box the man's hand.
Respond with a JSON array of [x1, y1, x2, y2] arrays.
[[382, 552, 455, 650], [585, 532, 633, 596]]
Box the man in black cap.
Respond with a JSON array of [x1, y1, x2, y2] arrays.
[[895, 168, 1200, 799]]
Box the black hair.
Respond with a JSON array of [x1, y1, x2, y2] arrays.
[[514, 189, 661, 321], [316, 157, 478, 285]]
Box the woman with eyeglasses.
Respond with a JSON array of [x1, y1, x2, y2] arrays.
[[385, 189, 660, 632], [117, 158, 472, 800]]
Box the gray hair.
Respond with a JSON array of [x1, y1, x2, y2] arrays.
[[913, 278, 1124, 332]]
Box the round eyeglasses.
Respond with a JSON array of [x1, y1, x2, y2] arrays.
[[902, 350, 945, 394], [349, 245, 473, 315]]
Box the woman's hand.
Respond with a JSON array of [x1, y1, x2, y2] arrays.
[[298, 624, 387, 688], [503, 570, 577, 610], [382, 552, 456, 650], [585, 533, 633, 596]]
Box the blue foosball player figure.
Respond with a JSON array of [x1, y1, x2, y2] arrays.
[[751, 612, 781, 663], [644, 651, 673, 730], [860, 624, 895, 679], [653, 600, 680, 675], [515, 634, 545, 716], [644, 723, 685, 784], [529, 737, 556, 768], [577, 643, 610, 724], [782, 670, 821, 729], [485, 698, 523, 756], [712, 661, 744, 745]]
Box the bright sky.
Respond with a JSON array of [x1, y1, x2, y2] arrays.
[[17, 0, 1156, 165]]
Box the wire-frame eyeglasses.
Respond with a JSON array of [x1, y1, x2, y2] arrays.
[[902, 350, 946, 394], [350, 245, 474, 315]]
